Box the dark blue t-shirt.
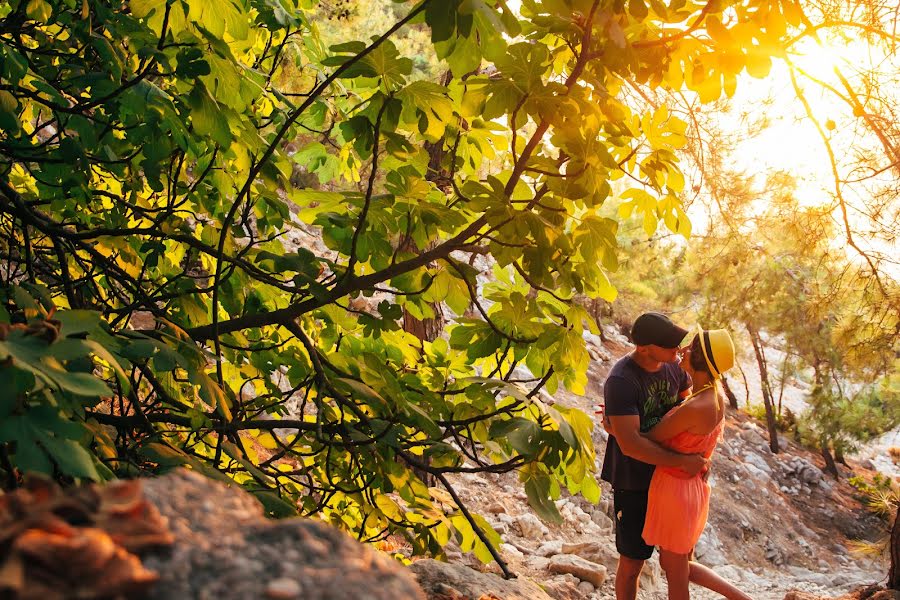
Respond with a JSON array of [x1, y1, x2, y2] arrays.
[[600, 355, 691, 491]]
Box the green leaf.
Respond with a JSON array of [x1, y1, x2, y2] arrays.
[[53, 371, 112, 397], [398, 81, 454, 141], [253, 490, 299, 517], [522, 468, 563, 524], [335, 377, 390, 414], [16, 431, 53, 476], [38, 434, 101, 480], [139, 442, 191, 469]]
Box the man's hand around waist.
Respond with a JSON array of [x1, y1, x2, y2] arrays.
[[677, 453, 709, 478]]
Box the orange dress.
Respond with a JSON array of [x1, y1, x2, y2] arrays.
[[641, 421, 723, 554]]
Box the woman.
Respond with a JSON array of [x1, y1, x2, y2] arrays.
[[642, 328, 751, 600]]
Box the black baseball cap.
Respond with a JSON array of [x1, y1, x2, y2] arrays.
[[631, 312, 689, 349]]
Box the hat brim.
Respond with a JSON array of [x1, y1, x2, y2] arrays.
[[657, 324, 689, 349]]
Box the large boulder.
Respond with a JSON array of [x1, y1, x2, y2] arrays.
[[547, 554, 608, 587], [141, 469, 425, 600], [409, 558, 555, 600]]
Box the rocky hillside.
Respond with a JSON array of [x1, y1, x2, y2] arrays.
[[427, 327, 889, 600]]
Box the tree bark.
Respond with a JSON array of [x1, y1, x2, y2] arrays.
[[834, 445, 848, 466], [721, 375, 739, 410], [820, 442, 839, 479], [890, 503, 900, 589], [777, 349, 789, 419], [736, 362, 751, 408], [747, 324, 780, 453]]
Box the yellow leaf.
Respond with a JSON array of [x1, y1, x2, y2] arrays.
[[782, 0, 804, 26], [705, 16, 731, 44], [255, 431, 279, 450], [764, 8, 787, 39], [723, 73, 738, 98], [375, 494, 403, 520], [666, 55, 685, 89], [26, 0, 52, 22], [432, 521, 451, 546], [696, 73, 722, 103], [744, 49, 772, 79], [581, 475, 601, 504]]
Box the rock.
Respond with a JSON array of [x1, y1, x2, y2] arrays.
[[742, 451, 773, 475], [799, 465, 824, 486], [739, 426, 766, 446], [744, 462, 771, 480], [783, 592, 822, 600], [487, 503, 508, 514], [526, 556, 551, 571], [547, 554, 608, 587], [410, 558, 554, 600], [577, 580, 595, 595], [501, 543, 524, 560], [590, 508, 614, 531], [639, 555, 662, 593], [535, 540, 565, 557], [561, 541, 619, 572], [715, 565, 744, 583], [694, 529, 727, 567], [831, 574, 849, 586], [489, 514, 511, 535], [509, 540, 534, 556], [516, 514, 549, 538], [141, 470, 425, 600], [763, 538, 785, 566], [717, 441, 733, 458], [542, 577, 582, 600], [265, 578, 302, 599]]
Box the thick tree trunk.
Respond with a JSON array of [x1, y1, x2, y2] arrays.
[[721, 375, 739, 410], [747, 324, 780, 453], [820, 442, 839, 479], [402, 308, 443, 343], [400, 72, 455, 488], [834, 445, 849, 466], [890, 504, 900, 589]]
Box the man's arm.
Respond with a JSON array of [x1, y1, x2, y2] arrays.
[[608, 414, 708, 476], [643, 402, 698, 442]]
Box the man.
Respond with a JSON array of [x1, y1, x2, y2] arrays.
[[600, 312, 708, 600]]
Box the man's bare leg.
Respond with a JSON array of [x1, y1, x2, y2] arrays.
[[616, 555, 645, 600]]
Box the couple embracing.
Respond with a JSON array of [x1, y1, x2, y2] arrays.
[[601, 312, 752, 600]]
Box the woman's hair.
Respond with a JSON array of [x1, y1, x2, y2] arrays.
[[688, 334, 712, 374]]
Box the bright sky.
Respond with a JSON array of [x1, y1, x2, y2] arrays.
[[721, 36, 876, 205], [686, 33, 899, 278]]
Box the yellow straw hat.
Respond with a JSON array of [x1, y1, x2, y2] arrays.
[[697, 328, 735, 379]]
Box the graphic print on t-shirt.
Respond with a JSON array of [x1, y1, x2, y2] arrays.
[[640, 378, 677, 432]]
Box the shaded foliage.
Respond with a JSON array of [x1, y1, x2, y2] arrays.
[[0, 0, 803, 568]]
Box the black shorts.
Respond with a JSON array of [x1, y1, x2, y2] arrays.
[[613, 488, 654, 560]]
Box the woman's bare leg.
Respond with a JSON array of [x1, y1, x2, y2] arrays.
[[659, 549, 691, 600], [689, 561, 752, 600]]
